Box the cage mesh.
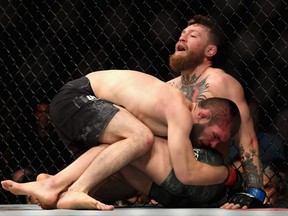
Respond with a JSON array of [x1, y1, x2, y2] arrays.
[[0, 0, 287, 205]]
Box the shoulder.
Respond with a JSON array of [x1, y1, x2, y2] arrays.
[[205, 68, 244, 95], [166, 76, 181, 88], [207, 69, 250, 114], [206, 68, 237, 82]]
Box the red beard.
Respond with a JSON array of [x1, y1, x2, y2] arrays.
[[169, 49, 204, 72]]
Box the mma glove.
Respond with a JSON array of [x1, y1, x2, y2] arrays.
[[224, 166, 266, 208], [228, 188, 266, 208]]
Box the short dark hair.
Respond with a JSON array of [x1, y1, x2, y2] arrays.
[[198, 97, 241, 137], [188, 14, 224, 48]]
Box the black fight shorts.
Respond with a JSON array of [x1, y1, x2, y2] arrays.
[[149, 148, 227, 207], [50, 76, 119, 158]]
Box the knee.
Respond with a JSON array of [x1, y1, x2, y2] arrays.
[[145, 129, 155, 149], [136, 127, 154, 152]]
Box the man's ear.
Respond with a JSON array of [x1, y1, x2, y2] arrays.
[[205, 44, 217, 57], [197, 110, 211, 123]]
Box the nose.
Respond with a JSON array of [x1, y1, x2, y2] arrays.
[[210, 139, 220, 148], [179, 36, 185, 42], [179, 32, 187, 42]]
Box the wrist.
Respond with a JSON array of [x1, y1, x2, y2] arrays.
[[225, 165, 237, 186], [247, 187, 266, 202]]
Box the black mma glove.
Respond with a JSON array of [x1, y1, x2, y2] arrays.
[[228, 188, 266, 208], [225, 166, 243, 194]]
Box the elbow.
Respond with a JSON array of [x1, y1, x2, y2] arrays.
[[173, 160, 204, 185], [174, 161, 208, 185], [174, 168, 196, 185], [177, 175, 192, 185]]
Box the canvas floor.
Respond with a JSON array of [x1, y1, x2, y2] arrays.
[[0, 204, 287, 216]]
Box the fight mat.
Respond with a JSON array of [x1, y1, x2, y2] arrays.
[[0, 204, 287, 216]]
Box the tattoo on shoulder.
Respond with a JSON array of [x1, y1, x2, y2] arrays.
[[180, 74, 210, 102], [167, 81, 181, 88]]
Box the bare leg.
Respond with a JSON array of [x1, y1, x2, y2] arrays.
[[57, 172, 138, 209], [54, 137, 171, 209], [1, 145, 108, 208], [49, 134, 162, 210], [2, 109, 153, 210], [65, 109, 154, 194], [55, 137, 151, 209], [1, 136, 165, 209], [34, 172, 138, 203], [55, 191, 114, 210]]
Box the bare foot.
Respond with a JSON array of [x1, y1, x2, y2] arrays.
[[55, 191, 114, 210], [1, 179, 59, 208], [27, 173, 52, 204], [36, 173, 52, 181]]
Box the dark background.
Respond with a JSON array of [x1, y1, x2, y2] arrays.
[[1, 0, 287, 204]]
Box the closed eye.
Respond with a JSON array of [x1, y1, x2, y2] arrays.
[[214, 132, 222, 142]]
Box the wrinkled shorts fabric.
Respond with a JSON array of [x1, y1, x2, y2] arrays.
[[50, 76, 119, 158], [149, 148, 227, 207]]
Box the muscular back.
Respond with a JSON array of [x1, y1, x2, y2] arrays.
[[86, 70, 192, 136]]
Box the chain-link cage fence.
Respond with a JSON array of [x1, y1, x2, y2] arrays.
[[0, 0, 287, 206]]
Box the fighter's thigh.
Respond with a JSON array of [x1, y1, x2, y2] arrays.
[[98, 106, 151, 143]]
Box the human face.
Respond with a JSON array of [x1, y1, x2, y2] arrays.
[[191, 123, 230, 149], [34, 103, 50, 124], [169, 24, 211, 71], [34, 103, 50, 138]]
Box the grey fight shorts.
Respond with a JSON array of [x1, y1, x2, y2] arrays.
[[149, 148, 227, 207], [50, 76, 119, 158]]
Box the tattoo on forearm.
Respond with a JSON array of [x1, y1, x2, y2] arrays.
[[238, 144, 263, 188]]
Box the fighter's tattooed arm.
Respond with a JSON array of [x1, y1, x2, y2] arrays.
[[238, 143, 263, 188]]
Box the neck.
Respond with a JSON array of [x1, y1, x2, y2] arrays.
[[181, 63, 211, 85], [181, 62, 211, 76]]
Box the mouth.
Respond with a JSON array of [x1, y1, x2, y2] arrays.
[[176, 43, 186, 52]]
